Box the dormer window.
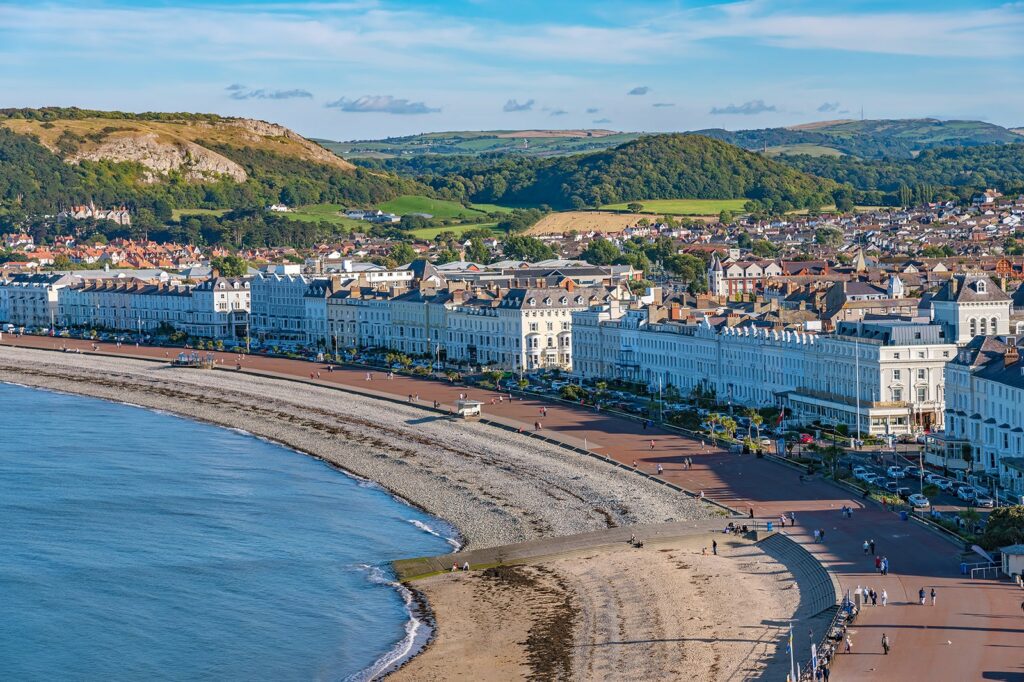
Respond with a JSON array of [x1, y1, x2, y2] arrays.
[[528, 297, 536, 306], [543, 297, 551, 305], [559, 296, 567, 305], [976, 280, 987, 293]]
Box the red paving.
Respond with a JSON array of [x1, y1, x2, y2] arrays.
[[5, 336, 1024, 681]]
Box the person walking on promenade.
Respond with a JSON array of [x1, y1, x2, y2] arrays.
[[749, 508, 754, 519], [870, 539, 876, 554], [919, 587, 926, 605], [650, 439, 656, 450], [819, 528, 826, 542], [712, 540, 718, 555], [875, 555, 882, 572], [931, 588, 937, 606], [871, 589, 878, 606], [632, 460, 638, 468], [534, 421, 541, 431], [881, 633, 890, 655], [863, 540, 870, 555], [881, 557, 889, 575], [814, 529, 821, 542], [789, 512, 795, 524], [881, 589, 888, 606], [656, 463, 664, 475], [844, 636, 852, 654]]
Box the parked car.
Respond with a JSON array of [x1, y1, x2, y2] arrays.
[[886, 466, 906, 479], [934, 478, 954, 491], [884, 481, 900, 493], [799, 433, 814, 444], [852, 466, 867, 478], [896, 487, 912, 500], [974, 494, 995, 508], [925, 473, 944, 485], [908, 493, 930, 508], [957, 486, 977, 502]]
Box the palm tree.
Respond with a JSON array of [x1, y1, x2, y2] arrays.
[[721, 416, 738, 440]]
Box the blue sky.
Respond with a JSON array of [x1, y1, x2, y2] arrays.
[[1, 0, 1022, 140]]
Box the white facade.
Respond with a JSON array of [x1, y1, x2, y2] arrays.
[[250, 273, 310, 346], [931, 273, 1012, 344], [0, 274, 74, 328], [573, 306, 955, 436]]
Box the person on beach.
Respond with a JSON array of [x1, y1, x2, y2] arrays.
[[699, 490, 705, 499], [712, 540, 717, 555], [881, 633, 890, 655], [462, 561, 470, 571], [451, 563, 458, 572]]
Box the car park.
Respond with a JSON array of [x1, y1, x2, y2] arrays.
[[908, 493, 930, 508]]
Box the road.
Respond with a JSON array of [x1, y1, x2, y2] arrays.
[[4, 336, 1024, 681]]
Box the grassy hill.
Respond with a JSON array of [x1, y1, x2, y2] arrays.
[[695, 118, 1023, 159], [0, 107, 416, 219], [600, 198, 748, 215], [319, 129, 641, 159], [410, 134, 837, 213]]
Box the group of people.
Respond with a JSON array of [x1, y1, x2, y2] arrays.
[[873, 554, 891, 575], [859, 585, 887, 607]]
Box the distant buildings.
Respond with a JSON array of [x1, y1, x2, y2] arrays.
[[57, 203, 132, 226]]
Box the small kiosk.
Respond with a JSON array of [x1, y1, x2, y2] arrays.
[[455, 399, 483, 420]]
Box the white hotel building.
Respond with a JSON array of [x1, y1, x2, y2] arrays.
[[573, 302, 955, 436]]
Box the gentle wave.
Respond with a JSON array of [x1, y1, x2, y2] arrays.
[[407, 519, 462, 551], [345, 564, 425, 682]]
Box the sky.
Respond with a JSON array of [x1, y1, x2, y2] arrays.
[[1, 0, 1023, 140]]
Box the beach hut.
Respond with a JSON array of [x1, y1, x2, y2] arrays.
[[455, 399, 483, 419]]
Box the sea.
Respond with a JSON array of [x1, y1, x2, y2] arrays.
[[0, 382, 457, 681]]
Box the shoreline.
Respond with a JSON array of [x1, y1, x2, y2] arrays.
[[0, 346, 712, 678]]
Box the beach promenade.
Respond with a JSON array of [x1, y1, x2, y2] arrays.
[[4, 336, 1023, 681]]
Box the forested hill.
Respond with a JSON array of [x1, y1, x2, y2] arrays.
[[0, 108, 416, 218], [695, 119, 1023, 159], [382, 134, 837, 213]]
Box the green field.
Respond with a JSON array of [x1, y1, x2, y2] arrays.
[[410, 222, 504, 240], [600, 199, 748, 215], [377, 195, 488, 220], [171, 208, 228, 220], [280, 204, 364, 228], [764, 144, 845, 157], [468, 202, 516, 214]]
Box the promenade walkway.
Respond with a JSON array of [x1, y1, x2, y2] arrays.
[[4, 336, 1024, 681]]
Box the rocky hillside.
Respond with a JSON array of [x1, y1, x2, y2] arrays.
[[1, 110, 353, 183]]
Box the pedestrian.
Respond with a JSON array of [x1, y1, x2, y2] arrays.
[[870, 539, 876, 554], [316, 372, 321, 379], [844, 635, 852, 653], [931, 588, 936, 606], [819, 528, 826, 542], [534, 421, 541, 431], [875, 555, 881, 572], [462, 561, 470, 571], [822, 664, 830, 681], [650, 439, 656, 450], [701, 440, 705, 451], [863, 540, 870, 554], [789, 512, 795, 524], [779, 515, 786, 528], [699, 490, 705, 499], [656, 463, 664, 475], [632, 460, 638, 468], [749, 508, 754, 519], [871, 590, 878, 606], [813, 529, 821, 542], [882, 557, 889, 575], [881, 633, 890, 655], [919, 587, 926, 605], [712, 540, 718, 555], [451, 563, 458, 572]]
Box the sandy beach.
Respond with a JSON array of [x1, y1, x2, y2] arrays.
[[394, 533, 818, 681]]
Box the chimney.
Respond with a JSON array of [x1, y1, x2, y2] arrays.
[[1006, 342, 1020, 368], [670, 303, 682, 320]]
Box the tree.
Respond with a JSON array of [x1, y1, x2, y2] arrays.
[[389, 242, 417, 265], [814, 226, 843, 247], [580, 239, 621, 265], [737, 232, 752, 249], [832, 187, 855, 213], [465, 237, 490, 264], [210, 255, 248, 277], [751, 239, 779, 258], [980, 506, 1024, 550], [502, 234, 555, 262], [626, 202, 644, 213], [720, 416, 738, 439], [719, 210, 733, 225]]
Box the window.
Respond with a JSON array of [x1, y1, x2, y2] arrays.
[[976, 280, 987, 293], [893, 369, 902, 380], [917, 369, 926, 380], [970, 318, 977, 336], [980, 318, 988, 335], [893, 352, 901, 360], [917, 387, 927, 402], [893, 388, 903, 401], [991, 317, 998, 333]]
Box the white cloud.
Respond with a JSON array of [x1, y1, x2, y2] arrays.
[[652, 102, 675, 108], [503, 98, 534, 112], [628, 86, 650, 95], [710, 99, 776, 115], [227, 85, 313, 100], [326, 95, 439, 114]]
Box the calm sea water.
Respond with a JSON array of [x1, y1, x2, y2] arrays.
[[0, 382, 456, 681]]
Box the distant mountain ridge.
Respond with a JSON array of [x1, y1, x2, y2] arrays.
[[694, 118, 1024, 159]]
